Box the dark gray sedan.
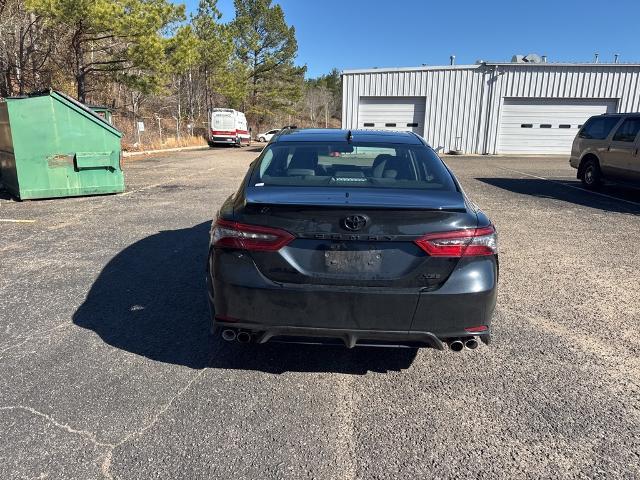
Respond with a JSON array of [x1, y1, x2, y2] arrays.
[[206, 129, 498, 352]]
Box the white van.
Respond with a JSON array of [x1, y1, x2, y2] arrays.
[[209, 108, 251, 147]]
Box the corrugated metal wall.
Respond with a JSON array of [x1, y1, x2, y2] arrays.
[[342, 64, 640, 154]]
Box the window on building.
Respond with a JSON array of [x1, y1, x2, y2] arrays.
[[540, 124, 552, 128], [559, 124, 571, 129], [363, 123, 374, 127], [579, 116, 621, 140], [406, 123, 419, 127], [612, 117, 640, 142], [385, 123, 397, 127], [521, 124, 533, 128]]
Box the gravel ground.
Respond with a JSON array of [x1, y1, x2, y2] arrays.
[[0, 147, 638, 479]]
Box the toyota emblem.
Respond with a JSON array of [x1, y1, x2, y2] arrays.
[[342, 214, 368, 231]]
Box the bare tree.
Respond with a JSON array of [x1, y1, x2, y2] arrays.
[[0, 0, 55, 96]]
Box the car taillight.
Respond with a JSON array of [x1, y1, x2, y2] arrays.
[[212, 219, 294, 251], [414, 225, 497, 257], [465, 325, 489, 333]]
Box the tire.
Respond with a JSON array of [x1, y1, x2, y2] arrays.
[[258, 137, 266, 143], [580, 157, 602, 190]]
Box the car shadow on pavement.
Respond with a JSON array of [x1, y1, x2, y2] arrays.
[[476, 177, 640, 215], [73, 222, 417, 374], [0, 186, 14, 200]]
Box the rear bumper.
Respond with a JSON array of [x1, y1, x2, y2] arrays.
[[208, 250, 497, 347], [215, 323, 448, 349], [210, 136, 237, 144]]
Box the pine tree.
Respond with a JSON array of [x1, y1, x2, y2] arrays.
[[26, 0, 185, 102], [232, 0, 304, 131], [191, 0, 244, 111]]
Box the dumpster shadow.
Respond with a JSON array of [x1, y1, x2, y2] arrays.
[[73, 222, 417, 374]]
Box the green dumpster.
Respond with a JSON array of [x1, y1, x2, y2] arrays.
[[0, 89, 124, 200]]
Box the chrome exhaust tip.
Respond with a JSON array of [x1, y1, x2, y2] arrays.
[[236, 331, 251, 344], [449, 339, 464, 352], [465, 338, 479, 350], [221, 329, 237, 342]]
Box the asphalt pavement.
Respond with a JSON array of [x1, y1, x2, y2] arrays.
[[1, 147, 639, 479]]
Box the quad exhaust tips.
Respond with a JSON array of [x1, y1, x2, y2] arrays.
[[221, 329, 237, 342], [448, 337, 479, 351]]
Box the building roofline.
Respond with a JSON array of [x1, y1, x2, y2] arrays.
[[484, 62, 640, 67], [342, 65, 479, 75], [342, 63, 640, 75]]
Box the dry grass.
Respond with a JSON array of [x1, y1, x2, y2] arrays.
[[122, 135, 207, 152]]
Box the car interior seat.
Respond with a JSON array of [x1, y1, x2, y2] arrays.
[[382, 156, 415, 180], [372, 154, 395, 178], [288, 148, 320, 176]]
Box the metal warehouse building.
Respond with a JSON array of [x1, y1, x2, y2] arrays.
[[341, 62, 640, 154]]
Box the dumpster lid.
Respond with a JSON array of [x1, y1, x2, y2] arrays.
[[86, 104, 112, 112], [4, 89, 122, 138]]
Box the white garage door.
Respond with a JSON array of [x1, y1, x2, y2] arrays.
[[358, 97, 426, 136], [498, 98, 618, 154]]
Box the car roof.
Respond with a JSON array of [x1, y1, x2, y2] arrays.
[[598, 112, 640, 117], [272, 128, 425, 145]]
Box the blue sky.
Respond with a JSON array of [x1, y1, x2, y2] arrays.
[[180, 0, 640, 78]]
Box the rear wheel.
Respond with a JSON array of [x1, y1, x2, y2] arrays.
[[259, 137, 266, 142], [580, 157, 602, 190]]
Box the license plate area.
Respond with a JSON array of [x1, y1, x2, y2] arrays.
[[324, 250, 382, 274]]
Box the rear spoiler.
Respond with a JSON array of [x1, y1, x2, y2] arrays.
[[244, 186, 468, 211]]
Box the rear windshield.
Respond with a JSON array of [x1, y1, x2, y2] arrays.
[[251, 143, 456, 191], [578, 116, 620, 140], [213, 114, 234, 130]]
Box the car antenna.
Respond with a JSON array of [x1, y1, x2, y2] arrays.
[[346, 130, 353, 143]]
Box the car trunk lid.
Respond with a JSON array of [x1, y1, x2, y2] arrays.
[[237, 186, 477, 290]]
